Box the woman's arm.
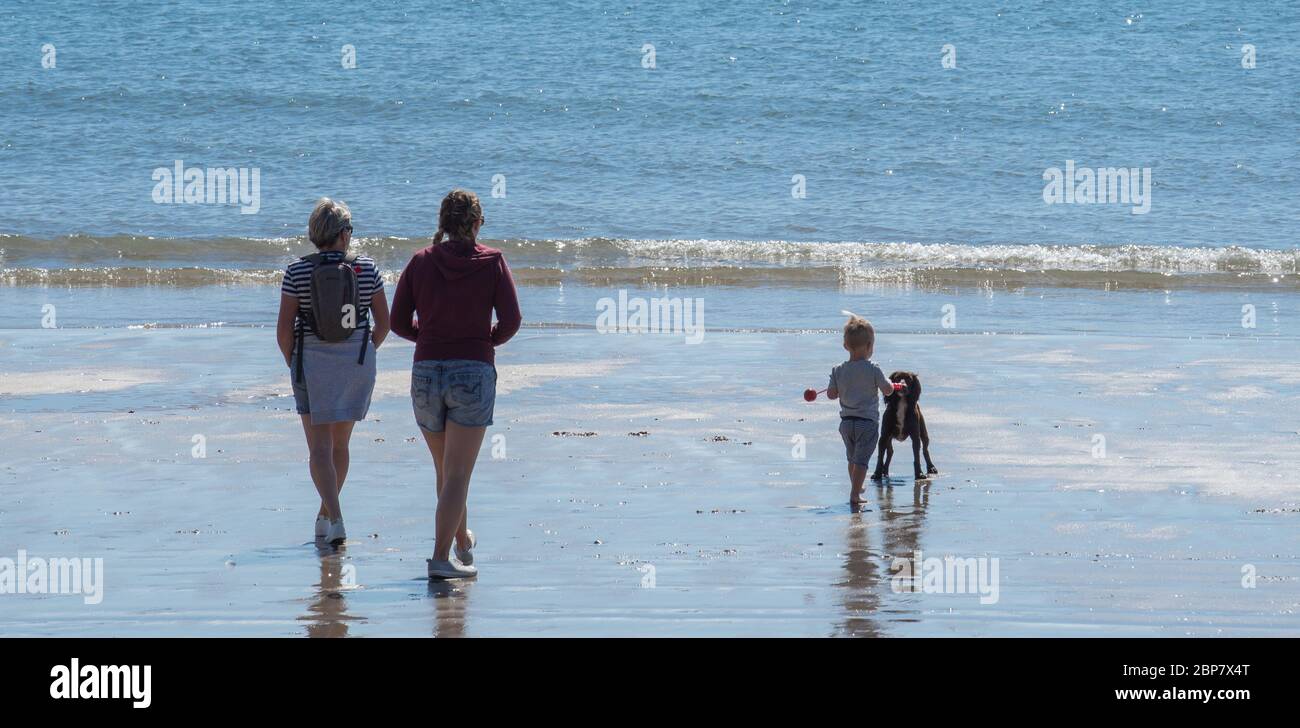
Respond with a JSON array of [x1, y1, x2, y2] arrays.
[[390, 259, 419, 342], [370, 287, 390, 349], [490, 256, 522, 346], [276, 293, 298, 366]]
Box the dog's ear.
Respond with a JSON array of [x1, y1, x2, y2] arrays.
[[908, 373, 921, 401]]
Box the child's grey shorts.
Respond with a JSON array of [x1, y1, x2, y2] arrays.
[[839, 417, 878, 466]]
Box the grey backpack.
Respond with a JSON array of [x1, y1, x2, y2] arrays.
[[294, 252, 369, 383]]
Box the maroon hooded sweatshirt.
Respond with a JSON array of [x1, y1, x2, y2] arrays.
[[390, 241, 522, 364]]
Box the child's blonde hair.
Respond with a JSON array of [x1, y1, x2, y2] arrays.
[[843, 315, 875, 354]]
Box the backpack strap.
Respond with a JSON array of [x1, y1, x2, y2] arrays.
[[357, 318, 369, 365], [344, 252, 369, 365], [294, 321, 306, 384]]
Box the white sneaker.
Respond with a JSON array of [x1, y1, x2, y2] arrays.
[[427, 558, 477, 580], [325, 519, 346, 546], [314, 515, 330, 540], [454, 530, 477, 566]]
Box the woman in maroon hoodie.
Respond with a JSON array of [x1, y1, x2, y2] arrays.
[[391, 189, 522, 580]]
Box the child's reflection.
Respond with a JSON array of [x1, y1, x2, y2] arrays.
[[834, 507, 881, 637]]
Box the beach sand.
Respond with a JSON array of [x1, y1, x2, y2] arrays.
[[2, 315, 1297, 636]]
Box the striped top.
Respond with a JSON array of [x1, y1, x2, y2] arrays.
[[281, 251, 382, 339]]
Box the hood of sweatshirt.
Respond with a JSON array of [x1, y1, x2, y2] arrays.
[[429, 241, 501, 280]]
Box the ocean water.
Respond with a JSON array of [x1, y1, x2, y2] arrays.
[[1, 1, 1297, 248]]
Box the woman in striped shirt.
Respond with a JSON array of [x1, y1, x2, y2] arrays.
[[276, 198, 390, 546]]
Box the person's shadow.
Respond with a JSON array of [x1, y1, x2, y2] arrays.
[[300, 550, 363, 638], [428, 580, 473, 638]]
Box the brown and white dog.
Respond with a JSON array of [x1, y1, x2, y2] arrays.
[[871, 371, 938, 482]]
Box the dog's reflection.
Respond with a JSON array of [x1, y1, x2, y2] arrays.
[[879, 480, 929, 560], [879, 480, 930, 598], [301, 551, 363, 638], [428, 579, 473, 638]]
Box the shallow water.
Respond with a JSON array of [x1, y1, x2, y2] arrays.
[[1, 307, 1298, 635]]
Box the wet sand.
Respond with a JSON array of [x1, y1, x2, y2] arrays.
[[2, 318, 1297, 636]]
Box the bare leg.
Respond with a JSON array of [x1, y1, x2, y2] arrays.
[[848, 463, 868, 503], [431, 421, 486, 561], [420, 429, 472, 548], [318, 421, 355, 517], [301, 416, 341, 521]]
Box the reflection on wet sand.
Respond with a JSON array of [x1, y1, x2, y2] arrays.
[[834, 482, 931, 637], [428, 580, 472, 638], [879, 483, 930, 622], [879, 482, 929, 570], [834, 505, 881, 637], [300, 551, 364, 638]]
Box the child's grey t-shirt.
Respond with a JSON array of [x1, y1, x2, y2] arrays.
[[828, 359, 891, 421]]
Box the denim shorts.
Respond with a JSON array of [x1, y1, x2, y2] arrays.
[[411, 359, 497, 433], [839, 417, 879, 467]]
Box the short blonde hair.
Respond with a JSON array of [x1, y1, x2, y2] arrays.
[[308, 197, 352, 248], [843, 315, 875, 352]]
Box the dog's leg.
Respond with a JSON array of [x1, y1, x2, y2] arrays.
[[871, 437, 889, 481], [919, 408, 938, 475], [911, 432, 925, 481]]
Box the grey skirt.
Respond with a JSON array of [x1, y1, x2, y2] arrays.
[[290, 329, 376, 425]]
